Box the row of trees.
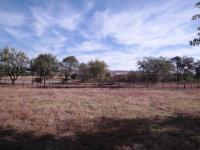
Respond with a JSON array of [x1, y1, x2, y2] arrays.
[[1, 47, 200, 86], [0, 47, 109, 85], [137, 56, 200, 85], [109, 57, 200, 86]]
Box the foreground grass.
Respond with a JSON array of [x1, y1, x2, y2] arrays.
[[0, 87, 200, 150]]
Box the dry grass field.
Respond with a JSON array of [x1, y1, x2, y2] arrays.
[[0, 87, 200, 150]]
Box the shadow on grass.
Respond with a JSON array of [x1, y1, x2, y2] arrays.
[[0, 114, 200, 150]]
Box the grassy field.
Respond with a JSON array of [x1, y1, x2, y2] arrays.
[[0, 87, 200, 150]]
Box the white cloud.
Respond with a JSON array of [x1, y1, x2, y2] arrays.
[[157, 47, 200, 58], [56, 0, 93, 31], [0, 10, 25, 27], [71, 0, 199, 70], [57, 13, 83, 31], [30, 0, 94, 37], [74, 45, 200, 70], [30, 7, 51, 37], [75, 48, 138, 70], [32, 34, 68, 56], [4, 27, 29, 39], [69, 40, 108, 52], [1, 0, 199, 70], [88, 0, 197, 49]]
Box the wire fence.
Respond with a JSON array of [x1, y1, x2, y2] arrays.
[[0, 76, 200, 89]]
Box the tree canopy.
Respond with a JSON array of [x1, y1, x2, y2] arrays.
[[78, 63, 90, 81], [78, 60, 109, 82], [171, 56, 194, 82], [138, 57, 172, 83], [62, 56, 79, 81], [190, 1, 200, 46], [0, 47, 28, 84], [31, 53, 59, 86], [87, 60, 108, 82]]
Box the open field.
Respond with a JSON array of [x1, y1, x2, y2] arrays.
[[0, 87, 200, 150]]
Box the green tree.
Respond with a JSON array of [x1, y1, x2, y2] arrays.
[[0, 63, 4, 80], [31, 53, 58, 86], [194, 60, 200, 87], [182, 57, 194, 82], [171, 56, 194, 83], [138, 57, 173, 84], [158, 57, 173, 82], [138, 57, 161, 83], [190, 2, 200, 46], [195, 60, 200, 78], [170, 56, 182, 83], [62, 56, 78, 81], [0, 47, 29, 85], [78, 63, 89, 81], [88, 60, 108, 82]]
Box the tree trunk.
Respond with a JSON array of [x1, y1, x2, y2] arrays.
[[4, 76, 6, 85], [11, 79, 15, 85], [31, 73, 34, 86], [176, 74, 179, 89], [43, 76, 46, 87], [9, 75, 18, 85]]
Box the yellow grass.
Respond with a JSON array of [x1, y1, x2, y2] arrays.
[[0, 87, 199, 134], [0, 87, 200, 149]]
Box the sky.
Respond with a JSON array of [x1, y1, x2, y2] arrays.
[[0, 0, 199, 70]]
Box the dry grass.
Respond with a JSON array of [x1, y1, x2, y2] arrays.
[[0, 87, 200, 149]]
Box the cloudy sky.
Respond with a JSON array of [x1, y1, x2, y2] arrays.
[[0, 0, 199, 70]]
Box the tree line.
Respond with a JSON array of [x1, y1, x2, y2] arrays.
[[0, 47, 109, 85], [137, 56, 200, 88], [0, 47, 200, 87]]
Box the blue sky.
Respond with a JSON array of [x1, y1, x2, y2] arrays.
[[0, 0, 199, 70]]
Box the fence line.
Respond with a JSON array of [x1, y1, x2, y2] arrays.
[[0, 78, 200, 89]]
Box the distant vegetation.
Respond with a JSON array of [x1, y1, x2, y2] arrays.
[[0, 46, 200, 88], [0, 46, 110, 86]]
